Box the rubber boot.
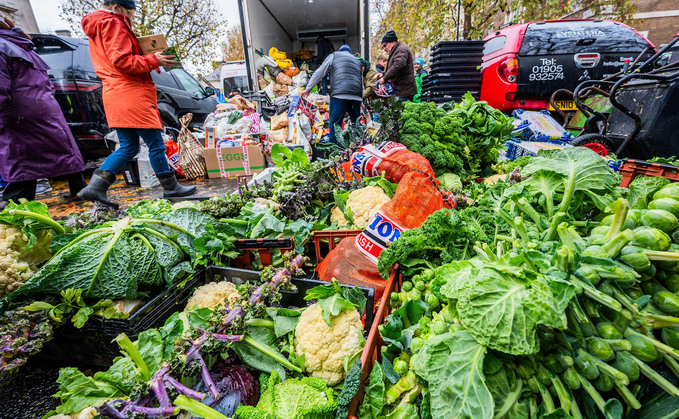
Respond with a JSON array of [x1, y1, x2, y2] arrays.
[[157, 171, 197, 198], [77, 169, 118, 208]]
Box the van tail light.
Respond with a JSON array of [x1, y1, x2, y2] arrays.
[[52, 80, 101, 92], [505, 92, 516, 102], [498, 57, 518, 83]]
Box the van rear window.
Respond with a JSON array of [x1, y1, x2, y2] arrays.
[[519, 21, 650, 56], [484, 36, 506, 55]]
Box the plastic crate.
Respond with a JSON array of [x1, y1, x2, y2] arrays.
[[348, 269, 402, 418], [38, 265, 376, 367], [312, 230, 362, 262], [619, 159, 679, 187], [505, 140, 569, 160], [231, 238, 294, 270]]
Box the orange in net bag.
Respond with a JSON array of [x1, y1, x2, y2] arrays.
[[317, 170, 451, 299], [341, 141, 435, 183]]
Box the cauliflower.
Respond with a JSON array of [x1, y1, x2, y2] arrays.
[[185, 281, 240, 311], [330, 186, 390, 228], [294, 303, 364, 386], [47, 407, 97, 419], [0, 225, 39, 298]]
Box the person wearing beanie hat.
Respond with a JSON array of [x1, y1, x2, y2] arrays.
[[375, 31, 417, 101], [105, 0, 136, 8], [78, 0, 196, 207], [302, 44, 363, 144], [413, 58, 428, 103]]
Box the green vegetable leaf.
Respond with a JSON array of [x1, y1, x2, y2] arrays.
[[412, 331, 494, 419], [540, 409, 574, 419], [627, 175, 670, 209], [365, 362, 386, 419], [382, 356, 399, 384], [22, 301, 55, 311], [318, 294, 356, 327], [443, 265, 571, 355], [233, 326, 287, 379], [520, 147, 621, 217], [266, 308, 301, 337], [53, 363, 133, 414], [377, 404, 419, 419], [72, 306, 93, 328], [342, 287, 367, 314]]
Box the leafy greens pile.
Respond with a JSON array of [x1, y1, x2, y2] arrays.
[[369, 147, 679, 419], [397, 93, 513, 180]]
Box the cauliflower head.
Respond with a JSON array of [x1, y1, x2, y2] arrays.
[[0, 225, 38, 298], [330, 186, 390, 228], [294, 303, 364, 386], [185, 281, 240, 311]]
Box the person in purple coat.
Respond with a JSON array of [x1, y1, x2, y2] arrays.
[[0, 14, 86, 209]]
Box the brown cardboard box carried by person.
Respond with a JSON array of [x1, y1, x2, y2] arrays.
[[137, 34, 168, 55]]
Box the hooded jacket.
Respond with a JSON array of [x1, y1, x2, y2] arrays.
[[0, 29, 85, 182], [383, 42, 417, 98], [82, 10, 162, 129]]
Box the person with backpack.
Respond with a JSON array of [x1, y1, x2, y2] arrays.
[[302, 44, 363, 143], [78, 0, 196, 208]]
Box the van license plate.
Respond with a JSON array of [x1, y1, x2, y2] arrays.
[[549, 100, 578, 111]]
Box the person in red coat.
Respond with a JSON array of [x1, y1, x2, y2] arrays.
[[0, 14, 86, 209], [78, 0, 195, 207]]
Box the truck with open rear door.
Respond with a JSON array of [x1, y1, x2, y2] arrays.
[[237, 0, 371, 90]]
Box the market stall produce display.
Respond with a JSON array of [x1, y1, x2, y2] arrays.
[[5, 91, 679, 419]]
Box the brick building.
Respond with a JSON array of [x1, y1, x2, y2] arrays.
[[0, 0, 38, 34]]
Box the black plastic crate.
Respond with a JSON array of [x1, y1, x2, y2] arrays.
[[38, 267, 375, 366]]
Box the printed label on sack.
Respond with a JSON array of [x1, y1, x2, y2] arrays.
[[351, 152, 382, 177], [376, 141, 406, 155], [355, 211, 405, 263]]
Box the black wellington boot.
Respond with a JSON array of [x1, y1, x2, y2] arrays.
[[76, 169, 119, 208], [157, 172, 197, 198]]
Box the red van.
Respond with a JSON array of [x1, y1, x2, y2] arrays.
[[480, 19, 655, 114]]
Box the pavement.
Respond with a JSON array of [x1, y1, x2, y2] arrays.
[[38, 173, 239, 219]]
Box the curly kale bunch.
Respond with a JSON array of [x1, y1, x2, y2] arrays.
[[377, 207, 495, 279], [399, 102, 467, 179], [397, 94, 513, 180]]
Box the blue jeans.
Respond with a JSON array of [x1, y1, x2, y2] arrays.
[[100, 128, 171, 175], [329, 98, 361, 143]]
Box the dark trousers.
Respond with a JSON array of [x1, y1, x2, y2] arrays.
[[329, 98, 361, 143], [399, 95, 414, 102], [2, 172, 86, 203]]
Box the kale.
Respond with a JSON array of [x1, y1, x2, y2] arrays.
[[377, 207, 494, 279]]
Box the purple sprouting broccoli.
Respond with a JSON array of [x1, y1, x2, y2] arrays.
[[97, 254, 305, 418]]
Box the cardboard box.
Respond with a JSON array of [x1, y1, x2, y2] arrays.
[[137, 34, 168, 55], [204, 145, 266, 179]]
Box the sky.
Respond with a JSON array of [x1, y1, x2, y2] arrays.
[[28, 0, 240, 34]]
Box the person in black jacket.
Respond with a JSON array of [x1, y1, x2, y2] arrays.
[[303, 45, 363, 143], [375, 30, 417, 101], [316, 36, 334, 95]]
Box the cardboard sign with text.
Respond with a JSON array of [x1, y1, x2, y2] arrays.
[[203, 145, 266, 178]]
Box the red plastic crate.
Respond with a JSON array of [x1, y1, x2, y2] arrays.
[[619, 159, 679, 187], [231, 238, 294, 270], [348, 269, 402, 418], [312, 230, 363, 262]]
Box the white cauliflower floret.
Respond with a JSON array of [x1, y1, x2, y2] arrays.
[[330, 185, 390, 228], [0, 225, 38, 298], [185, 281, 240, 311], [294, 303, 364, 386]]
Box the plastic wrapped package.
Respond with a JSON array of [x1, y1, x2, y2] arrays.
[[232, 117, 254, 134], [216, 119, 235, 138], [317, 170, 448, 298], [343, 141, 436, 182]]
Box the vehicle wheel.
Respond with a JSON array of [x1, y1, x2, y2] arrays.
[[570, 134, 615, 156], [162, 120, 180, 142]]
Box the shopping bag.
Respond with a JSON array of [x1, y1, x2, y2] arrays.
[[177, 113, 207, 180]]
